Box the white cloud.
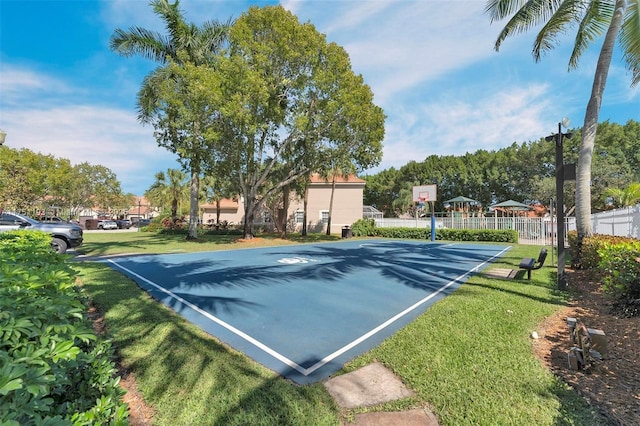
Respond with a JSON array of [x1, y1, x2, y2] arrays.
[[1, 65, 178, 195], [375, 83, 554, 171], [0, 67, 74, 105], [2, 0, 635, 195]]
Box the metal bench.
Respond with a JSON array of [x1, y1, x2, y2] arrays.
[[519, 248, 548, 280]]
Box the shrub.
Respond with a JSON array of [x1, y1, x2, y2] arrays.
[[351, 218, 377, 237], [348, 220, 517, 243], [0, 231, 128, 424], [567, 231, 633, 269], [597, 240, 640, 315]]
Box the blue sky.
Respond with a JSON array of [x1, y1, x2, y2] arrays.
[[1, 0, 638, 196]]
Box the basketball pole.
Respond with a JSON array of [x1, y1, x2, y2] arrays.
[[430, 201, 436, 242]]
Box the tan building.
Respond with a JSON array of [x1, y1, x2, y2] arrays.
[[201, 174, 366, 234]]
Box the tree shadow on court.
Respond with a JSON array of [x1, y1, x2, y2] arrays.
[[80, 261, 339, 424], [114, 241, 505, 296], [462, 269, 568, 306]]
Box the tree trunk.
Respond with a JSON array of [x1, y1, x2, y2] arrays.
[[302, 184, 309, 237], [280, 187, 289, 239], [187, 169, 199, 240], [216, 199, 221, 225], [326, 176, 336, 235], [171, 198, 178, 219], [574, 0, 625, 263], [243, 198, 255, 239]]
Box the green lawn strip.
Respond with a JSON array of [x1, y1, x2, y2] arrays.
[[77, 231, 340, 257], [344, 245, 604, 425], [75, 262, 340, 425], [75, 240, 602, 424]]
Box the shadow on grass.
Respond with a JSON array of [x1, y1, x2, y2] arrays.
[[77, 262, 339, 425], [464, 269, 569, 307], [77, 232, 343, 258]]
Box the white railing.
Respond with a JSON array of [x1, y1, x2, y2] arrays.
[[375, 216, 574, 246], [374, 204, 640, 245]]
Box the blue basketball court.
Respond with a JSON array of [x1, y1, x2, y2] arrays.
[[104, 240, 510, 384]]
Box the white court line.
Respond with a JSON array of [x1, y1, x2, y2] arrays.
[[107, 245, 512, 377], [107, 259, 309, 376], [302, 244, 512, 375]]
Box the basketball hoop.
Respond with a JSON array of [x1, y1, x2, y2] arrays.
[[412, 184, 437, 203]]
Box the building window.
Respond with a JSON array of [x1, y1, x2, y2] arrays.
[[294, 210, 304, 224], [320, 210, 329, 224]]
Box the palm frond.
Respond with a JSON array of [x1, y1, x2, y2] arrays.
[[152, 0, 188, 49], [110, 27, 172, 62], [533, 0, 583, 61], [620, 0, 640, 85], [491, 0, 561, 52], [136, 67, 173, 123], [485, 0, 529, 22], [201, 18, 233, 53], [568, 0, 615, 69]]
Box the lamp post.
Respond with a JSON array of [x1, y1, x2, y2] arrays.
[[545, 121, 573, 290], [138, 199, 141, 232]]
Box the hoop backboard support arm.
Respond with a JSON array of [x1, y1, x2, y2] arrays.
[[413, 185, 437, 241]]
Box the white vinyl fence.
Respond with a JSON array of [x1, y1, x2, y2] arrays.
[[375, 216, 575, 246], [567, 204, 640, 239], [375, 204, 640, 245]]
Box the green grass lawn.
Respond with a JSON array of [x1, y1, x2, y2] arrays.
[[75, 233, 604, 425], [76, 230, 340, 257]]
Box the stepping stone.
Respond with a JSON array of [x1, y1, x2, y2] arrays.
[[324, 362, 414, 409], [352, 408, 439, 426]]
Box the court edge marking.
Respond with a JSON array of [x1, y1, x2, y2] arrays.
[[302, 245, 513, 375], [106, 259, 309, 376], [107, 245, 511, 378]]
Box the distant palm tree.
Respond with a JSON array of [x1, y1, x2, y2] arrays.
[[486, 0, 640, 244], [146, 168, 188, 219], [110, 0, 230, 239], [605, 182, 640, 207]]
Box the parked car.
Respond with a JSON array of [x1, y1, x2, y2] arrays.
[[116, 219, 131, 229], [0, 211, 83, 254], [39, 216, 68, 224], [137, 218, 151, 227], [97, 220, 118, 230]]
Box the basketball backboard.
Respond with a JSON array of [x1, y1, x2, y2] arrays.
[[412, 185, 437, 202]]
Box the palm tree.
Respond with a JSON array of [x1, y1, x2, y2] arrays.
[[145, 168, 188, 219], [605, 182, 640, 207], [485, 0, 640, 247], [110, 0, 230, 239]]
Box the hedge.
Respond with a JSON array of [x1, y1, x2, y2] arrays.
[[568, 231, 640, 315], [351, 218, 518, 243], [0, 231, 128, 425]]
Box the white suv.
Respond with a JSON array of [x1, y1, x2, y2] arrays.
[[97, 220, 118, 230]]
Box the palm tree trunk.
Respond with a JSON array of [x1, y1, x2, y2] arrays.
[[302, 184, 309, 237], [326, 176, 336, 235], [171, 198, 178, 219], [575, 0, 625, 263], [187, 169, 199, 240]]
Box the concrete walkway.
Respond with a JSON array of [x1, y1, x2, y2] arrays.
[[324, 363, 439, 425]]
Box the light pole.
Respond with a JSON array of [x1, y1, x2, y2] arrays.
[[545, 120, 573, 290], [138, 199, 141, 232]]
